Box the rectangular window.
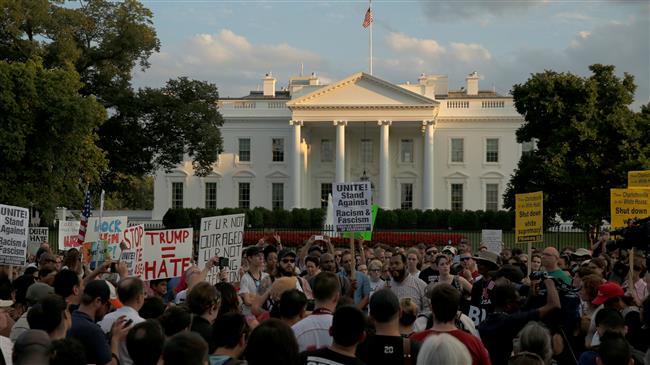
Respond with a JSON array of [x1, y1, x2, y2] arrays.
[[451, 138, 464, 163], [361, 139, 373, 163], [401, 139, 414, 163], [486, 138, 499, 163], [321, 139, 333, 162], [272, 183, 284, 210], [239, 138, 251, 162], [451, 184, 463, 211], [401, 183, 413, 210], [205, 182, 217, 209], [238, 182, 250, 209], [486, 184, 499, 212], [272, 138, 284, 162], [321, 183, 332, 209], [171, 182, 183, 209]]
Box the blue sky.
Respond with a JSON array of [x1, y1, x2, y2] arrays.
[[132, 0, 649, 108]]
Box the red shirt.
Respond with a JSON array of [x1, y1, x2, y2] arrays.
[[410, 328, 491, 365]]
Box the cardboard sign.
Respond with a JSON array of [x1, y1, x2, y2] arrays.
[[481, 229, 503, 254], [120, 225, 145, 277], [199, 214, 245, 284], [333, 182, 372, 232], [143, 228, 193, 281], [28, 227, 49, 256], [85, 216, 128, 245], [628, 170, 650, 188], [515, 191, 543, 243], [0, 204, 29, 265], [342, 204, 379, 240], [81, 241, 109, 270], [610, 188, 650, 230], [58, 220, 81, 249]]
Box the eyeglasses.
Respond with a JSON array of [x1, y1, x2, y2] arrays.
[[281, 258, 295, 264]]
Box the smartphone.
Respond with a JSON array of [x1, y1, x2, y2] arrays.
[[110, 262, 117, 273], [218, 257, 229, 268], [314, 235, 324, 242], [123, 318, 133, 328]]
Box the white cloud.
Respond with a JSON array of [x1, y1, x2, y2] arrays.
[[385, 32, 446, 58], [578, 31, 592, 39], [133, 29, 326, 96], [555, 12, 594, 22], [450, 42, 492, 62]]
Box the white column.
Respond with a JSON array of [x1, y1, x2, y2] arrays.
[[290, 120, 303, 208], [334, 120, 347, 183], [423, 120, 436, 210], [378, 120, 391, 209]]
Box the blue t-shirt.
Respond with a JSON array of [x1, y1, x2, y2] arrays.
[[68, 310, 112, 365], [338, 271, 371, 306]]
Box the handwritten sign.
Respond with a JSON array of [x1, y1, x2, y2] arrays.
[[481, 229, 503, 254], [515, 191, 543, 243], [0, 204, 29, 265], [28, 227, 49, 256], [199, 214, 245, 284], [333, 182, 372, 232], [85, 216, 127, 261], [58, 221, 81, 250], [120, 225, 144, 277], [81, 241, 109, 270], [610, 188, 650, 230], [142, 228, 193, 281]]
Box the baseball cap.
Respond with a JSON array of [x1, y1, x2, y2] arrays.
[[245, 246, 262, 257], [278, 249, 297, 260], [83, 279, 110, 303], [13, 330, 51, 363], [442, 246, 457, 256], [592, 282, 625, 306], [26, 283, 54, 305]]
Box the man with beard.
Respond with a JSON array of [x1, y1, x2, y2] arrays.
[[68, 280, 130, 365], [314, 253, 351, 298], [387, 254, 428, 313], [262, 249, 312, 299]]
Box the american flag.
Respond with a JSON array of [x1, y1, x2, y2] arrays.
[[77, 189, 92, 245], [362, 7, 373, 28]]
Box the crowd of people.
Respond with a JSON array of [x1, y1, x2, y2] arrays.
[[0, 230, 648, 365]]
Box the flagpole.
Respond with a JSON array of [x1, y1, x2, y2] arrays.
[[369, 0, 373, 75]]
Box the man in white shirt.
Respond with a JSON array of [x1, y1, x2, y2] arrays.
[[99, 277, 146, 365], [239, 247, 269, 316], [292, 272, 340, 352]]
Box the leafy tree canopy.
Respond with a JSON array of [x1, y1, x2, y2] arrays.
[[504, 64, 650, 229]]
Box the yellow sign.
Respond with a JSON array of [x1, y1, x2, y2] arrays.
[[610, 188, 650, 229], [628, 170, 650, 188], [515, 191, 543, 243]]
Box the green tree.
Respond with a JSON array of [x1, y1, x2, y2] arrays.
[[504, 64, 650, 230], [0, 59, 106, 222]]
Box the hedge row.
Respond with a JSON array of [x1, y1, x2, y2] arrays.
[[163, 207, 516, 231]]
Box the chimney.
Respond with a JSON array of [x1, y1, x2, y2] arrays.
[[466, 71, 480, 96], [308, 72, 320, 86], [418, 73, 435, 98], [263, 72, 276, 97]]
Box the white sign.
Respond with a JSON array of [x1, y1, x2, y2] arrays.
[[0, 204, 29, 265], [199, 214, 245, 284], [58, 220, 81, 250], [120, 225, 145, 277], [142, 228, 193, 281], [481, 229, 503, 254], [85, 216, 128, 260], [333, 182, 372, 232], [28, 227, 49, 256]]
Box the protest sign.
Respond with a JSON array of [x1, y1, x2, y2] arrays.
[[333, 182, 372, 232], [58, 221, 81, 249], [342, 204, 378, 240], [515, 191, 543, 243], [481, 229, 503, 254], [610, 188, 650, 230], [85, 216, 127, 260], [628, 170, 650, 189], [28, 227, 48, 256], [0, 204, 29, 265], [120, 225, 144, 277], [81, 241, 109, 270], [199, 214, 245, 284], [143, 228, 193, 281]]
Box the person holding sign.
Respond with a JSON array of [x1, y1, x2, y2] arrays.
[[338, 251, 370, 311]]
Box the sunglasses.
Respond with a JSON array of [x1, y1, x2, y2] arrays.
[[460, 257, 471, 261], [281, 258, 295, 264]]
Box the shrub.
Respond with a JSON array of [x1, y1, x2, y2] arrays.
[[162, 208, 191, 229]]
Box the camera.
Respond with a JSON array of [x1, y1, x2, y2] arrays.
[[529, 271, 548, 281]]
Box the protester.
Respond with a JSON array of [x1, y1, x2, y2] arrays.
[[542, 247, 572, 285], [139, 296, 165, 319], [367, 259, 385, 297], [53, 269, 82, 310], [187, 281, 221, 352], [126, 320, 165, 365], [406, 248, 421, 278], [12, 329, 51, 365], [246, 318, 299, 365], [468, 251, 500, 326], [415, 333, 472, 365], [162, 332, 209, 365], [239, 246, 269, 317], [279, 289, 308, 326], [149, 278, 169, 303], [10, 282, 54, 341], [513, 322, 554, 365], [48, 338, 87, 365], [26, 294, 70, 340], [387, 254, 428, 313], [292, 272, 340, 352], [210, 313, 250, 365], [158, 305, 191, 337], [338, 251, 370, 310]]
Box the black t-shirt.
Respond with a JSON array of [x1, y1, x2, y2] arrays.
[[418, 267, 439, 285], [467, 277, 495, 326], [356, 334, 419, 365], [300, 348, 366, 365], [477, 309, 539, 365]]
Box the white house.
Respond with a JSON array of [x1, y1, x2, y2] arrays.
[[152, 71, 529, 220]]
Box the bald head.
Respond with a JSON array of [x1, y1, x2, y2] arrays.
[[320, 253, 336, 273], [542, 247, 559, 270]]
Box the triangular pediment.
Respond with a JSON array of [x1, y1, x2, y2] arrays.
[[287, 72, 437, 109]]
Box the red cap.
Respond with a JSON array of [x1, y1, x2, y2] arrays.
[[591, 282, 624, 306]]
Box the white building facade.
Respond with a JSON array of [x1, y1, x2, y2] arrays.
[[152, 71, 528, 220]]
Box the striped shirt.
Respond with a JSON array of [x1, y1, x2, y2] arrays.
[[387, 274, 429, 313]]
